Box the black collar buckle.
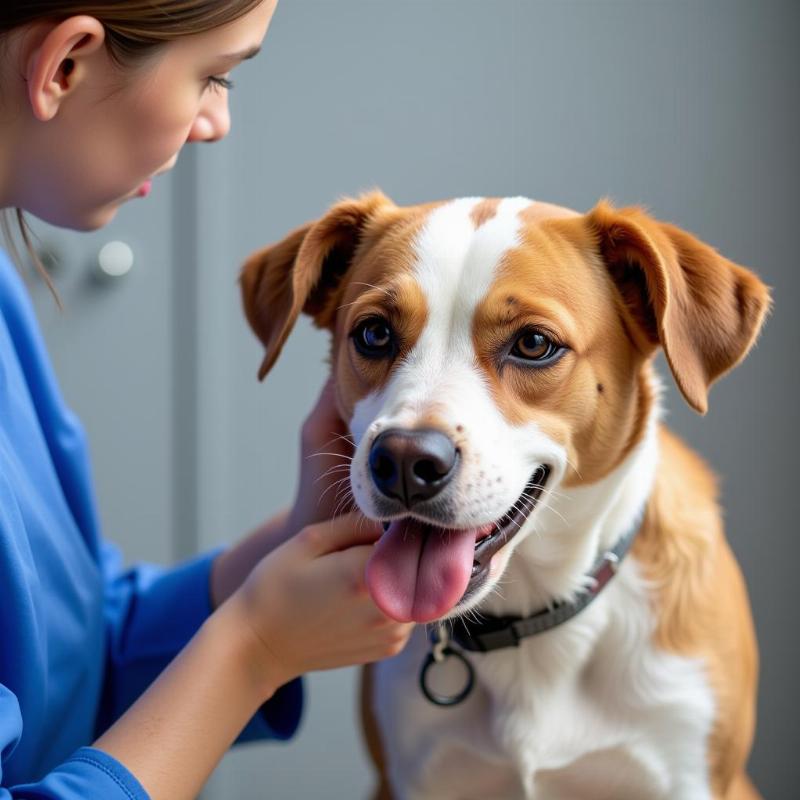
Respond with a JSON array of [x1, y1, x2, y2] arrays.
[[450, 614, 522, 652]]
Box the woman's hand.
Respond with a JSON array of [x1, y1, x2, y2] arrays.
[[228, 511, 413, 690]]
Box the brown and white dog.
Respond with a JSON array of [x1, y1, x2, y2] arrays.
[[241, 192, 769, 800]]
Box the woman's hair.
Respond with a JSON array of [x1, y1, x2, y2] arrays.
[[1, 1, 263, 294], [0, 1, 265, 64]]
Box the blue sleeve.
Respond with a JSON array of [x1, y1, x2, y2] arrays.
[[97, 541, 303, 743], [2, 685, 147, 799]]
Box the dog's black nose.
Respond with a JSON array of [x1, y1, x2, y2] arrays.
[[369, 429, 458, 508]]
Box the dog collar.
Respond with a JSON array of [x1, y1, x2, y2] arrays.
[[419, 528, 640, 706], [450, 527, 638, 653]]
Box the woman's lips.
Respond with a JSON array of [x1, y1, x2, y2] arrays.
[[136, 180, 153, 198]]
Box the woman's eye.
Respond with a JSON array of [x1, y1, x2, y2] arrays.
[[206, 75, 234, 92], [353, 318, 395, 358], [510, 331, 560, 362]]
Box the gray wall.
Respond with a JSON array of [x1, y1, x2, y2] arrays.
[[33, 1, 799, 797], [218, 2, 799, 792]]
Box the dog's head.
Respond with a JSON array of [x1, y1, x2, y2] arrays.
[[241, 192, 770, 623]]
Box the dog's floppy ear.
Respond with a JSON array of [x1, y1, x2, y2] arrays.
[[241, 191, 392, 380], [586, 200, 771, 414]]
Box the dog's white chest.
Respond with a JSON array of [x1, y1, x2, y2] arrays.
[[371, 564, 716, 800]]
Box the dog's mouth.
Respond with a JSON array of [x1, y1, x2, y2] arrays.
[[469, 465, 550, 596], [365, 466, 550, 623]]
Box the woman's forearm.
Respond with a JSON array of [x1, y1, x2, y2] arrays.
[[94, 597, 279, 800], [94, 511, 412, 800]]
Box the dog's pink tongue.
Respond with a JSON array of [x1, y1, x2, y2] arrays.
[[365, 520, 475, 623]]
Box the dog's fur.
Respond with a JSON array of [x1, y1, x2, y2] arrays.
[[241, 193, 769, 800]]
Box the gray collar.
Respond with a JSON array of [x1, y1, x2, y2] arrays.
[[445, 527, 638, 653]]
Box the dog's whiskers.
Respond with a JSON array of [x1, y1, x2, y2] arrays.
[[306, 451, 354, 462], [328, 432, 356, 448], [336, 299, 362, 312], [315, 466, 352, 487], [319, 476, 352, 504], [320, 430, 355, 445], [332, 491, 357, 519], [486, 581, 508, 605], [519, 487, 569, 526], [351, 280, 392, 296], [462, 606, 484, 627], [332, 481, 354, 504], [336, 282, 393, 312], [316, 463, 351, 479], [563, 455, 583, 481]]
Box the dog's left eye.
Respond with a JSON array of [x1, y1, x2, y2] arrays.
[[510, 331, 562, 363], [352, 317, 395, 358]]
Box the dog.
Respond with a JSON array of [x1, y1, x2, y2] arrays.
[[240, 192, 769, 800]]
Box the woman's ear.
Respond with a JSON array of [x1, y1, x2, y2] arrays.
[[24, 16, 107, 122]]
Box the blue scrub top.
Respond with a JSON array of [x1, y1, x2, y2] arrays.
[[0, 250, 302, 798]]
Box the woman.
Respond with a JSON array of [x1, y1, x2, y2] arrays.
[[0, 2, 412, 798]]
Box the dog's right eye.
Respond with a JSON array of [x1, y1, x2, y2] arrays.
[[352, 317, 395, 359]]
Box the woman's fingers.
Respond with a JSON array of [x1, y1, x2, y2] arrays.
[[298, 511, 382, 557]]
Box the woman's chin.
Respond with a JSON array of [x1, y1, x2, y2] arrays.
[[62, 201, 123, 232], [80, 206, 121, 231], [26, 202, 119, 233]]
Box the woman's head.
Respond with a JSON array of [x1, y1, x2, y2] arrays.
[[0, 0, 276, 230]]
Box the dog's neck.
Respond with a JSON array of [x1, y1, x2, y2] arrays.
[[480, 383, 662, 619]]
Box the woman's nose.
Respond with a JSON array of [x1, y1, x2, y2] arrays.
[[188, 89, 231, 143]]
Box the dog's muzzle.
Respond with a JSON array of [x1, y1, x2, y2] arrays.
[[363, 426, 551, 623]]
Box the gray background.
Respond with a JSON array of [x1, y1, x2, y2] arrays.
[[27, 1, 799, 797]]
